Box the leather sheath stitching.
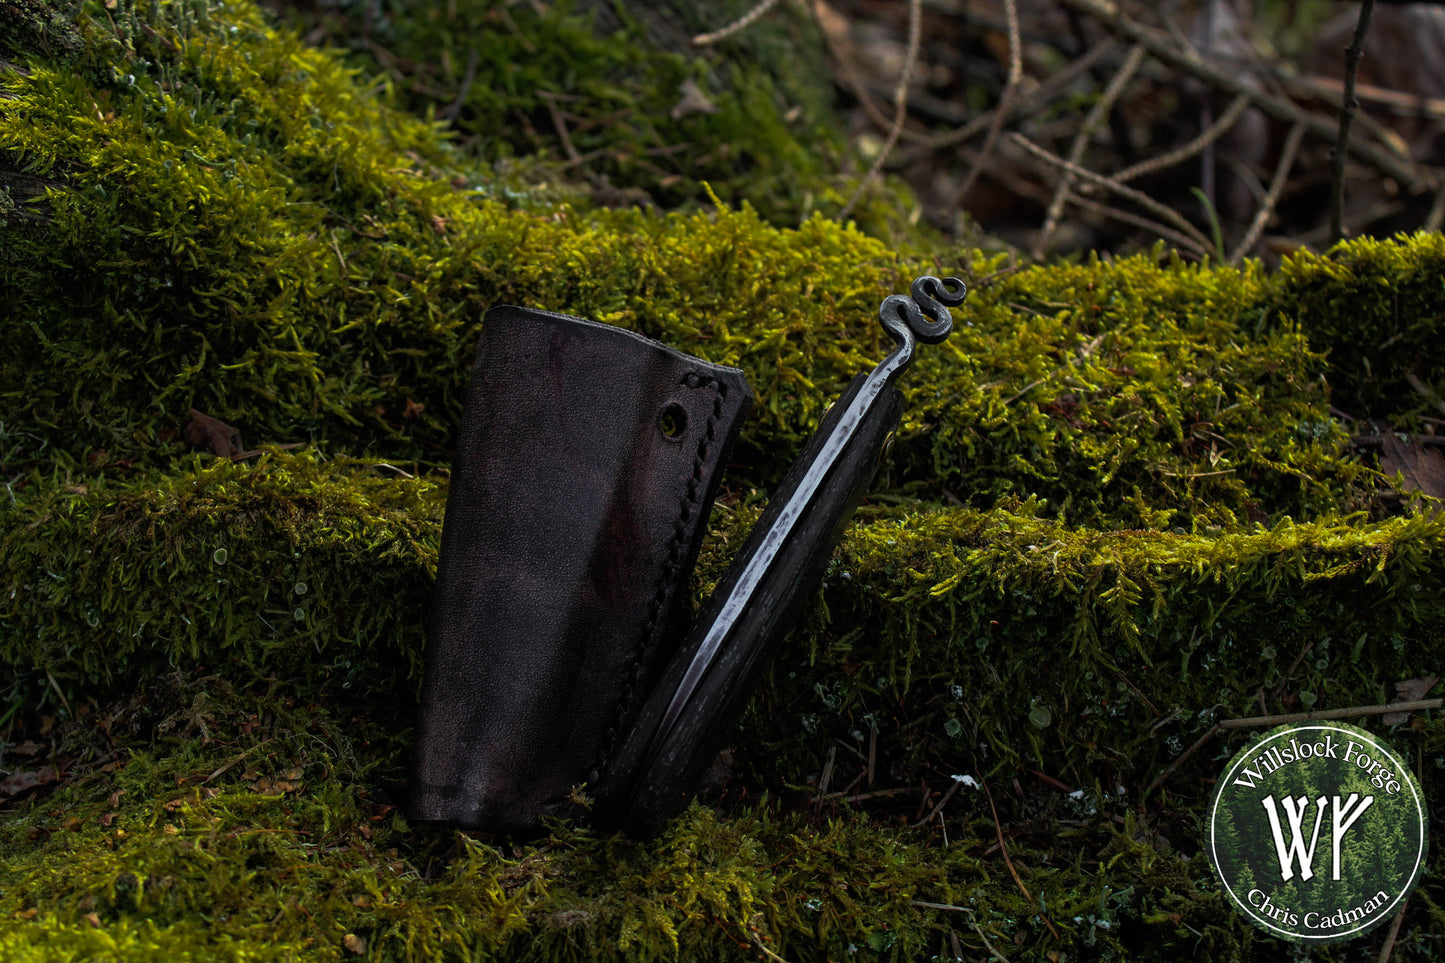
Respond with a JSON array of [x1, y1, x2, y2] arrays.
[[593, 372, 727, 778]]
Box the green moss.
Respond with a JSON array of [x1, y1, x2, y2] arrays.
[[270, 0, 843, 227], [1274, 234, 1445, 422], [1, 671, 1441, 960], [4, 2, 1445, 960], [5, 453, 1444, 857], [0, 453, 440, 693], [1, 0, 1405, 532], [0, 0, 85, 64]]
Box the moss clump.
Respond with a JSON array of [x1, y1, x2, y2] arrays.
[[6, 452, 1442, 802], [0, 0, 1410, 531], [0, 453, 441, 693], [1274, 233, 1445, 423], [0, 670, 1440, 960], [3, 1, 1445, 960], [0, 0, 84, 64], [267, 0, 843, 227]]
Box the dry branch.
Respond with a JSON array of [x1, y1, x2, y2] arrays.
[[953, 0, 1022, 207], [1067, 192, 1218, 254], [1054, 0, 1433, 193], [1115, 92, 1252, 185], [1010, 132, 1214, 255], [1330, 0, 1377, 244], [1034, 44, 1147, 257], [692, 0, 783, 46], [839, 0, 923, 219], [1231, 122, 1305, 262]]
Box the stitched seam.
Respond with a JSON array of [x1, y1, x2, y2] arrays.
[[593, 372, 726, 777]]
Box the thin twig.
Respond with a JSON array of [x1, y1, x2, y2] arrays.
[[1272, 640, 1317, 705], [1405, 371, 1445, 417], [1426, 185, 1445, 233], [980, 775, 1061, 940], [1143, 698, 1440, 798], [815, 0, 898, 136], [829, 786, 913, 802], [1035, 44, 1147, 257], [1275, 71, 1416, 163], [839, 0, 923, 219], [826, 27, 1117, 153], [1219, 699, 1442, 729], [926, 41, 1119, 150], [1231, 122, 1306, 262], [1143, 725, 1221, 798], [911, 902, 1012, 963], [1055, 0, 1431, 193], [746, 912, 792, 963], [1330, 0, 1377, 245], [1068, 192, 1219, 254], [1116, 92, 1251, 184], [692, 0, 782, 46], [44, 670, 72, 718], [913, 778, 964, 827], [953, 0, 1022, 208], [1291, 72, 1445, 122], [816, 745, 837, 801], [441, 47, 479, 124], [867, 725, 877, 789], [1377, 898, 1407, 963], [537, 91, 582, 165], [1011, 133, 1215, 255]]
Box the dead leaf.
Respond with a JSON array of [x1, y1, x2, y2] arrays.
[[108, 788, 126, 808], [9, 741, 45, 757], [671, 78, 717, 120], [84, 912, 101, 928], [0, 765, 59, 796], [402, 398, 424, 420], [343, 933, 365, 955], [1383, 674, 1439, 724], [1379, 432, 1445, 506], [1396, 674, 1438, 702], [182, 410, 243, 458], [99, 812, 118, 827], [13, 908, 37, 920]]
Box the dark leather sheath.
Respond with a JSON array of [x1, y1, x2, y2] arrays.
[[410, 305, 752, 834]]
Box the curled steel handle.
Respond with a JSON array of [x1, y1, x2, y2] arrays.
[[879, 274, 968, 370]]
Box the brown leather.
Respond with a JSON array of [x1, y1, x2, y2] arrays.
[[409, 305, 752, 834]]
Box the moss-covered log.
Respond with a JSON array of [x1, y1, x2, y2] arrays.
[[3, 1, 1445, 960]]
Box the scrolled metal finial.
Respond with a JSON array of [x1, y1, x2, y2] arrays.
[[880, 275, 968, 347]]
